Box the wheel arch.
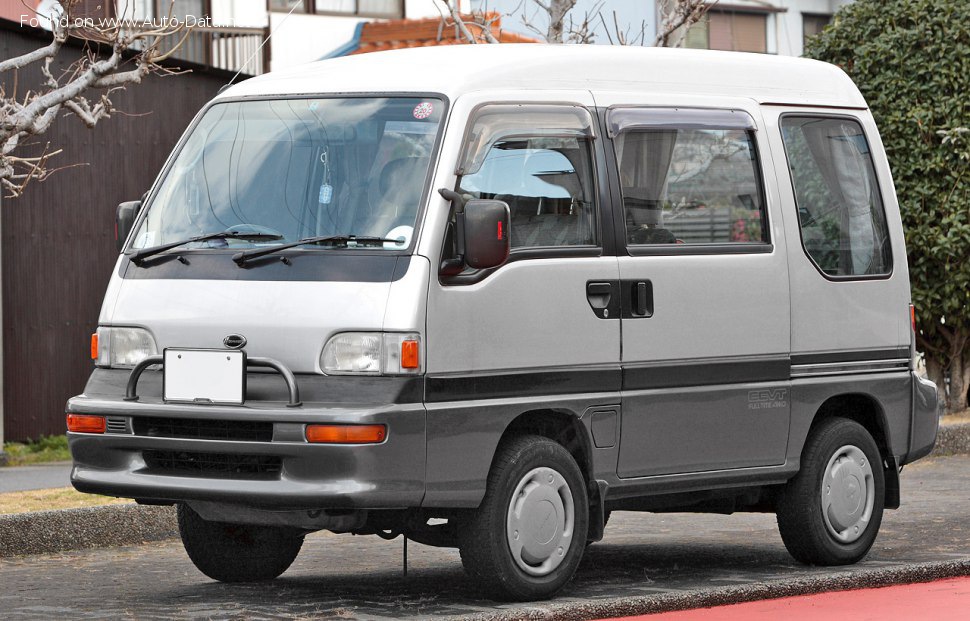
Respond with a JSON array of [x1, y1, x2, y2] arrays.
[[808, 392, 900, 509], [495, 408, 595, 489]]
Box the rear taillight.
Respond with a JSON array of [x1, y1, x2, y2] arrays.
[[910, 304, 916, 333]]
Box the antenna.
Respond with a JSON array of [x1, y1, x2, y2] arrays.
[[221, 1, 301, 92]]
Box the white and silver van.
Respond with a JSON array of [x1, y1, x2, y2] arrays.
[[67, 45, 939, 601]]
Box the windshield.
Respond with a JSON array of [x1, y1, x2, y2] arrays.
[[131, 97, 443, 252]]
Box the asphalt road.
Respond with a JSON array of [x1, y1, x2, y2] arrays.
[[3, 456, 969, 620], [0, 462, 72, 493]]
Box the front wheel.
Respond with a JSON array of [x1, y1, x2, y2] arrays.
[[776, 417, 885, 565], [458, 435, 589, 601], [177, 503, 305, 582]]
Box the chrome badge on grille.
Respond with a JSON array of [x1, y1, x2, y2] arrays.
[[223, 334, 247, 349]]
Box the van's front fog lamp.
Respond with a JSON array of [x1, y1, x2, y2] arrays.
[[95, 326, 158, 369], [321, 332, 421, 375]]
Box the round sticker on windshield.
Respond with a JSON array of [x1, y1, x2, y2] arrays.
[[412, 102, 434, 120]]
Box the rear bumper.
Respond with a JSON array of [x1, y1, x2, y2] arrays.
[[67, 369, 427, 510], [905, 371, 940, 464]]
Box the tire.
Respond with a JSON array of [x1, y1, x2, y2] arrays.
[[458, 435, 589, 601], [776, 417, 885, 565], [177, 503, 305, 582]]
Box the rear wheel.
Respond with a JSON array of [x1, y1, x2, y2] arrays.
[[177, 503, 304, 582], [776, 417, 884, 565], [458, 435, 589, 601]]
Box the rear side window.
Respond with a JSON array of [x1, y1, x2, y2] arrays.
[[780, 116, 892, 277], [612, 123, 767, 246]]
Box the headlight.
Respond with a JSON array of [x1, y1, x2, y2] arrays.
[[321, 332, 421, 375], [95, 326, 158, 368]]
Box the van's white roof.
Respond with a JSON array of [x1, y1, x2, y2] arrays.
[[220, 44, 867, 109]]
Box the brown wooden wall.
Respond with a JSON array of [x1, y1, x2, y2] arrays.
[[0, 21, 233, 441]]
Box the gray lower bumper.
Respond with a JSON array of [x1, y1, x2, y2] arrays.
[[67, 375, 427, 510], [906, 372, 940, 464]]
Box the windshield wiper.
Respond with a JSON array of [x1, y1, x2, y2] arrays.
[[232, 235, 405, 266], [128, 230, 284, 265]]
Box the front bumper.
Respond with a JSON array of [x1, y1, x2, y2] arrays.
[[67, 369, 426, 510]]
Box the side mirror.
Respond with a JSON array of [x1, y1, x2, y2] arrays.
[[463, 199, 510, 269], [116, 200, 142, 251]]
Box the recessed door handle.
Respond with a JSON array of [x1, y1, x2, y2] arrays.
[[586, 281, 612, 309]]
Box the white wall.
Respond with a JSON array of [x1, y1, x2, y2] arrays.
[[269, 11, 366, 69], [405, 0, 440, 18], [773, 0, 844, 57], [210, 0, 268, 27]]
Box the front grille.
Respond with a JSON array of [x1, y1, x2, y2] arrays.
[[143, 450, 282, 480], [132, 417, 273, 442]]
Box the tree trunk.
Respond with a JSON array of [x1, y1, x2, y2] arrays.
[[948, 353, 968, 413]]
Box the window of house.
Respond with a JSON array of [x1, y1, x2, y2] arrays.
[[780, 116, 892, 277], [314, 0, 403, 18], [455, 105, 598, 250], [802, 13, 831, 47], [685, 11, 767, 53], [124, 0, 205, 20], [270, 0, 307, 13], [609, 109, 767, 247]]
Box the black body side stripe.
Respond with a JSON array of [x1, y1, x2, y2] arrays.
[[791, 347, 911, 366], [623, 356, 791, 391], [425, 366, 622, 403]]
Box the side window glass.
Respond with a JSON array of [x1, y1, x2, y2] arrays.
[[780, 116, 891, 277], [614, 128, 767, 246], [455, 104, 598, 250]]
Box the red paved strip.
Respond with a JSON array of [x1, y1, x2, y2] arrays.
[[606, 576, 970, 621]]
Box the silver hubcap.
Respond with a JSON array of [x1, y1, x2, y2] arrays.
[[505, 467, 575, 576], [821, 444, 874, 543]]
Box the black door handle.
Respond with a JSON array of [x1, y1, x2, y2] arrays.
[[586, 281, 619, 319], [621, 279, 653, 318], [586, 282, 612, 307]]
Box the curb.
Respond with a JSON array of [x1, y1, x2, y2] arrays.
[[455, 559, 970, 621], [0, 504, 176, 558]]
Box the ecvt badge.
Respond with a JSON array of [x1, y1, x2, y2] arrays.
[[223, 334, 247, 349]]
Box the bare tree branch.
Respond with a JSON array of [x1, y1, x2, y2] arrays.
[[655, 0, 718, 48], [0, 0, 190, 196]]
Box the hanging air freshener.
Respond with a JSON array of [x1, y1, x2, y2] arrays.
[[318, 149, 333, 204]]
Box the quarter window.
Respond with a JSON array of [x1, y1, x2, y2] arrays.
[[781, 116, 891, 277], [613, 123, 767, 246]]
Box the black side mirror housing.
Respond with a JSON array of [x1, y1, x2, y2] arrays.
[[116, 200, 142, 251], [463, 199, 510, 269]]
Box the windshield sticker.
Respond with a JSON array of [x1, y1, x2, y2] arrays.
[[308, 101, 319, 112], [412, 102, 434, 120]]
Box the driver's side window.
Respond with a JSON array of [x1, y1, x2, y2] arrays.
[[455, 104, 598, 251]]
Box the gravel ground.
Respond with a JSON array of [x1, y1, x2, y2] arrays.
[[1, 456, 968, 620]]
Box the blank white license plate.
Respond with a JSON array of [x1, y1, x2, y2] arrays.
[[164, 349, 245, 405]]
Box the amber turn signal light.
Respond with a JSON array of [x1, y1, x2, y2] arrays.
[[305, 424, 386, 444], [90, 333, 99, 360], [67, 414, 106, 434], [401, 340, 419, 369]]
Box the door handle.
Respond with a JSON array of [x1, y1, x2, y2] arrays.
[[621, 279, 654, 318], [586, 282, 613, 308], [586, 281, 618, 319]]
